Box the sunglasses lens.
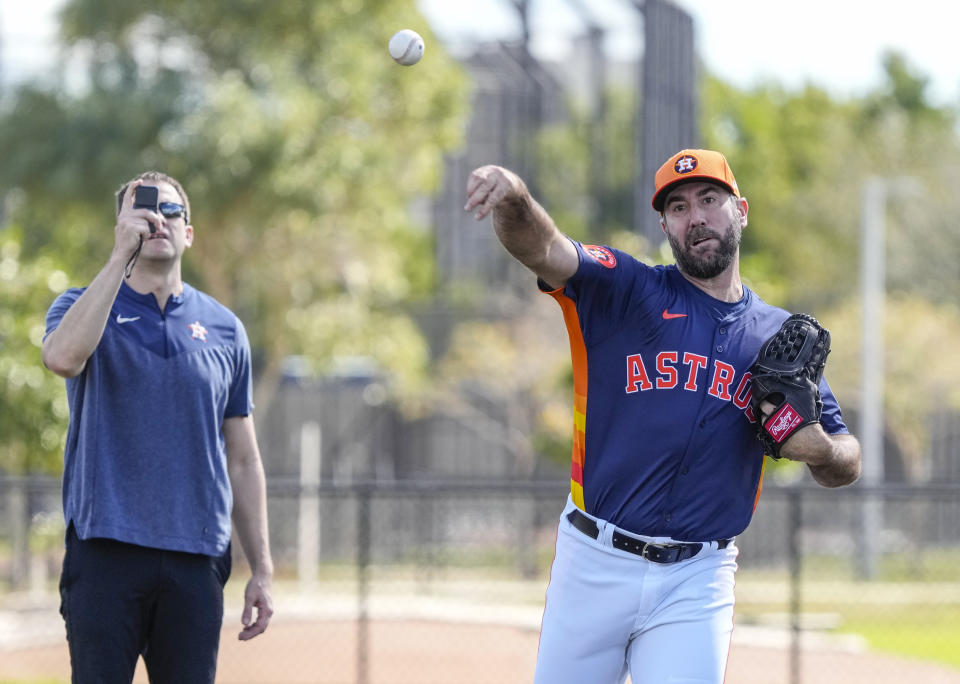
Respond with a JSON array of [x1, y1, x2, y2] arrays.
[[159, 202, 186, 219]]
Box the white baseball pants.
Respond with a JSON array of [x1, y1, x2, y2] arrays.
[[534, 496, 739, 684]]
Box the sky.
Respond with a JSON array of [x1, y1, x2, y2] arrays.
[[1, 0, 958, 106], [417, 0, 960, 106]]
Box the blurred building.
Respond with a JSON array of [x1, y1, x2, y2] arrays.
[[259, 359, 568, 560], [431, 42, 568, 302]]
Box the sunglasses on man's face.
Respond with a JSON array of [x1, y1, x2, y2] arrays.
[[159, 202, 187, 221]]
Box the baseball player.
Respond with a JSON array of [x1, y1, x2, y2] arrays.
[[464, 149, 861, 683]]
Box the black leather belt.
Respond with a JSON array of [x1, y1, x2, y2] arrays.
[[566, 509, 730, 564]]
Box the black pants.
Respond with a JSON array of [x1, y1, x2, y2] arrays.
[[59, 524, 232, 684]]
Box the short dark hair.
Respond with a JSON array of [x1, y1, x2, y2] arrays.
[[116, 171, 191, 223]]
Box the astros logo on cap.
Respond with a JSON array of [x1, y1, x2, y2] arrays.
[[675, 155, 698, 174]]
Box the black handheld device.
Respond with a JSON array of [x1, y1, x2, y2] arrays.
[[124, 184, 160, 278], [133, 185, 159, 234]]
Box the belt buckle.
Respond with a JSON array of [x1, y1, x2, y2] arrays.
[[641, 542, 679, 563]]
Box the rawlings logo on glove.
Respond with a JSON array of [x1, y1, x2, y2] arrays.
[[766, 404, 804, 442], [749, 313, 831, 459]]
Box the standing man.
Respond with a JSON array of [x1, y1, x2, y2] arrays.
[[464, 149, 861, 684], [42, 171, 274, 683]]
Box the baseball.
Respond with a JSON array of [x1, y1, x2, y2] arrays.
[[388, 29, 424, 66]]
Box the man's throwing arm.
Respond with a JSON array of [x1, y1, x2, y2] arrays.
[[465, 165, 579, 290]]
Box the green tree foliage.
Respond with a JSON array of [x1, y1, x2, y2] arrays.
[[0, 230, 71, 473], [0, 0, 470, 460], [701, 51, 960, 312]]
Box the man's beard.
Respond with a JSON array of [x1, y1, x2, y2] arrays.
[[666, 220, 741, 279]]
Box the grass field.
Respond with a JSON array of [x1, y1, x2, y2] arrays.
[[840, 606, 960, 668], [734, 550, 960, 671], [735, 596, 960, 670]]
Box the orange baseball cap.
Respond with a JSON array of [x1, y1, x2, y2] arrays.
[[651, 149, 740, 211]]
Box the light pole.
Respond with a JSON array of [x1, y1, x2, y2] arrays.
[[858, 175, 922, 579], [859, 177, 885, 580]]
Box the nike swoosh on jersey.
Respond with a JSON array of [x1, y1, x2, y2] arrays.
[[661, 309, 687, 320], [116, 315, 141, 324]]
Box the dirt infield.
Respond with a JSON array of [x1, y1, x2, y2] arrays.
[[4, 617, 960, 684]]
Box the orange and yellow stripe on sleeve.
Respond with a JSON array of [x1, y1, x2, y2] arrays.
[[753, 456, 766, 513], [547, 288, 589, 511]]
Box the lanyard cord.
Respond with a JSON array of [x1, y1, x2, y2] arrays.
[[124, 237, 143, 279]]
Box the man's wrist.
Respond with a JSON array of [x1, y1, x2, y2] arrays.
[[780, 424, 832, 465], [249, 562, 274, 580], [106, 249, 132, 273]]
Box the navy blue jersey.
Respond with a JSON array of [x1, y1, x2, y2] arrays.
[[45, 281, 253, 556], [544, 242, 849, 541]]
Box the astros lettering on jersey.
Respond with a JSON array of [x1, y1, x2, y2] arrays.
[[541, 242, 850, 542]]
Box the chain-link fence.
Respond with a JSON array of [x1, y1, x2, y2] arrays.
[[1, 476, 959, 683]]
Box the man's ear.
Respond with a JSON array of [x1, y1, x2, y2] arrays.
[[184, 224, 195, 248], [659, 213, 667, 234], [737, 196, 749, 228]]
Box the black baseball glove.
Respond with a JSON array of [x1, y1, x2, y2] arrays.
[[749, 313, 831, 459]]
